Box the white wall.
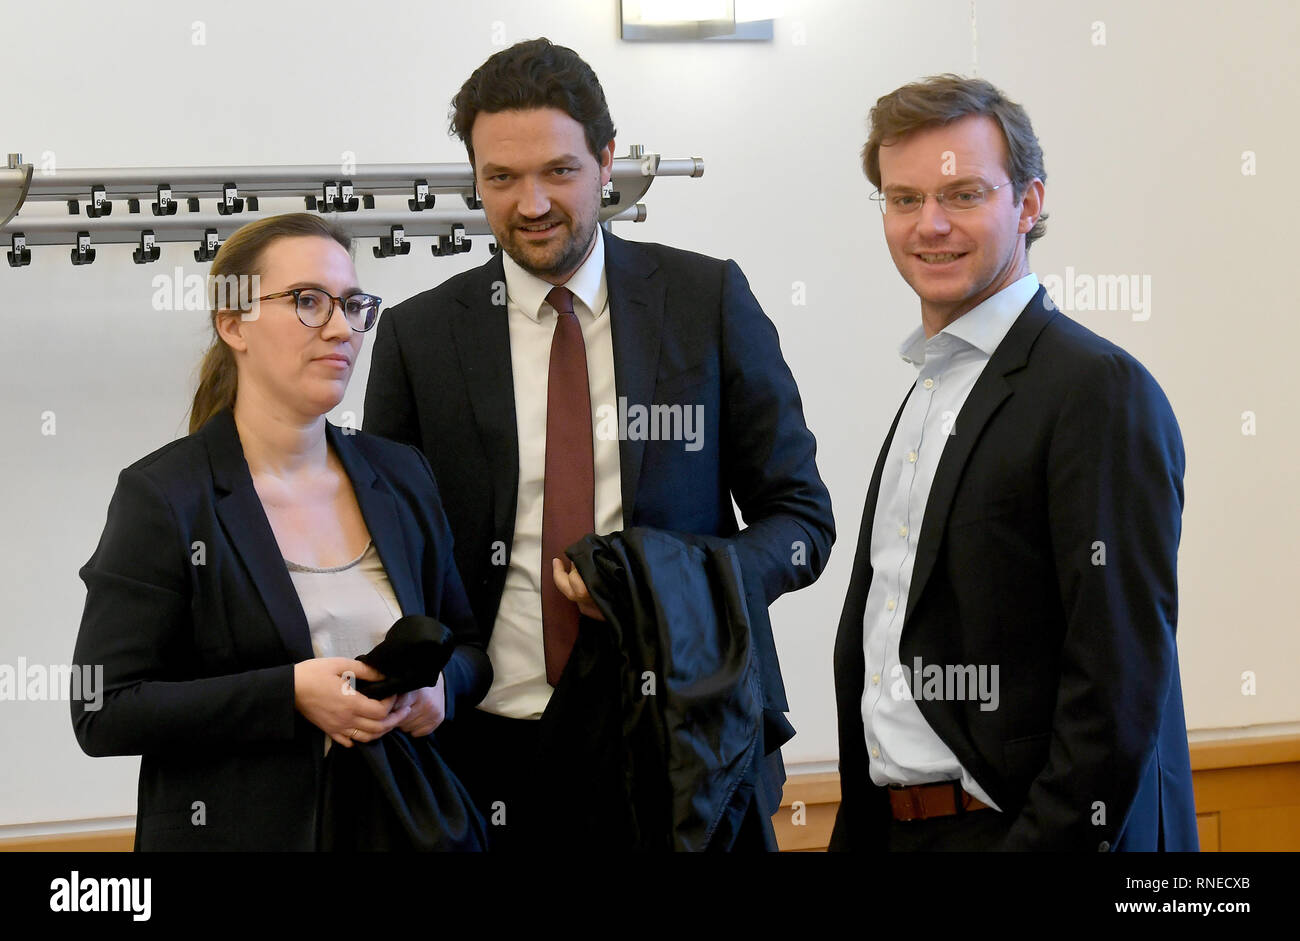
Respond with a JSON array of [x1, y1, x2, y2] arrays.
[[2, 0, 1296, 831]]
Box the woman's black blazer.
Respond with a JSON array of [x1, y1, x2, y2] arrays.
[[70, 407, 492, 850]]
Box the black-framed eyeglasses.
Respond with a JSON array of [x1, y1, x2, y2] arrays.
[[869, 181, 1013, 216], [256, 287, 383, 332]]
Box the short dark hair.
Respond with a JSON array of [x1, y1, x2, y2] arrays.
[[450, 38, 617, 168], [862, 74, 1048, 250]]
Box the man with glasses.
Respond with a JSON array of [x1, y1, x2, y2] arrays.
[[830, 74, 1197, 851]]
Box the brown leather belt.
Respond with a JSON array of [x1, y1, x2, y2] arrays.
[[889, 780, 991, 822]]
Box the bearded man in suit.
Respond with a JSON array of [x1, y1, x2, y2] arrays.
[[364, 37, 834, 850]]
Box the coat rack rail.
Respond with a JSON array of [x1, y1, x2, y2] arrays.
[[0, 148, 701, 267]]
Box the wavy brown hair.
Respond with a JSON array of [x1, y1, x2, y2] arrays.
[[862, 74, 1049, 250], [189, 213, 352, 434], [449, 37, 616, 168]]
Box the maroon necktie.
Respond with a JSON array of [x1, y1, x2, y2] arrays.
[[540, 285, 595, 685]]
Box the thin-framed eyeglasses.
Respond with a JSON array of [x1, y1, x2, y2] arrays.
[[869, 181, 1013, 216], [256, 287, 383, 332]]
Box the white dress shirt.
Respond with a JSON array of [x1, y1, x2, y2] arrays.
[[861, 273, 1040, 810], [478, 225, 624, 718]]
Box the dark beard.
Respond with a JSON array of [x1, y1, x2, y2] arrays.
[[506, 212, 597, 280]]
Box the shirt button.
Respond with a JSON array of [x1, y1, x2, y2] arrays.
[[886, 599, 896, 611], [1098, 841, 1110, 852], [923, 378, 935, 389], [871, 673, 880, 685], [907, 451, 917, 463], [871, 747, 880, 759], [898, 524, 908, 537]]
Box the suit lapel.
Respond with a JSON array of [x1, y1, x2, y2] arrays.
[[903, 286, 1058, 624], [203, 409, 424, 663], [836, 387, 913, 727], [326, 422, 420, 618], [603, 230, 666, 518], [866, 392, 912, 555], [204, 409, 314, 662], [446, 231, 664, 532], [847, 389, 913, 617], [449, 253, 520, 539]]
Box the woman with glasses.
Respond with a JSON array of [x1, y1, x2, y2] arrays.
[[70, 213, 491, 850]]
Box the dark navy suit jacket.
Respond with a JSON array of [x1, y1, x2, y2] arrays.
[[71, 407, 491, 850], [362, 229, 835, 814], [830, 286, 1198, 851]]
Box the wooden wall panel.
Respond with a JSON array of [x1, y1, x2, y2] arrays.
[[0, 830, 134, 852], [770, 735, 1300, 852], [1195, 813, 1220, 852]]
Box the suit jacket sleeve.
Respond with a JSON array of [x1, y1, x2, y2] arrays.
[[363, 304, 421, 447], [718, 259, 835, 604], [406, 443, 492, 721], [71, 467, 297, 757], [1000, 352, 1185, 850]]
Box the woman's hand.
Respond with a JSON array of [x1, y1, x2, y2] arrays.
[[391, 674, 446, 737], [292, 657, 411, 748]]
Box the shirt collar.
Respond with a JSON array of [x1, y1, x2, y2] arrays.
[[500, 224, 608, 322], [899, 273, 1039, 367]]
